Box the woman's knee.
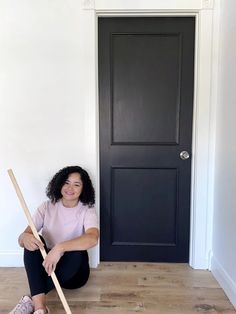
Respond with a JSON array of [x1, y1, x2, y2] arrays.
[[60, 250, 88, 266], [61, 261, 90, 290], [56, 250, 89, 284], [23, 236, 47, 267]]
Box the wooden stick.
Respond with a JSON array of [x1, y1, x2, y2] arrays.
[[7, 169, 72, 314]]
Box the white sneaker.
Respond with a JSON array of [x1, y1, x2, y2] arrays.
[[9, 295, 34, 314], [33, 307, 50, 314]]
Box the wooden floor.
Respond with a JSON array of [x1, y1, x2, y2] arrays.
[[0, 263, 235, 314]]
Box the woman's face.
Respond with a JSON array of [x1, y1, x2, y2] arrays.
[[61, 172, 83, 206]]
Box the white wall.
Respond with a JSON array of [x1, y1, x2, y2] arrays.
[[0, 0, 215, 272], [0, 0, 99, 267], [211, 0, 236, 308]]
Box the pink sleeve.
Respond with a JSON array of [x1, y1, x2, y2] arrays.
[[32, 201, 47, 232], [84, 206, 99, 231]]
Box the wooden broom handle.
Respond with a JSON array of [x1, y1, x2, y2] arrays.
[[7, 169, 72, 314]]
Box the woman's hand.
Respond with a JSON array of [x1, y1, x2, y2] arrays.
[[19, 233, 44, 251], [42, 245, 63, 276]]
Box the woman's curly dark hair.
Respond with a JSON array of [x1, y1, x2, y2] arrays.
[[46, 166, 95, 206]]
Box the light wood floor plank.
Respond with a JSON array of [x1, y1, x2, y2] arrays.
[[0, 263, 235, 314]]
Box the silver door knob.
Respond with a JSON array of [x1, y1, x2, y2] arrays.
[[180, 151, 190, 160]]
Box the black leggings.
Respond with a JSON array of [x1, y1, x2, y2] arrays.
[[24, 238, 90, 297]]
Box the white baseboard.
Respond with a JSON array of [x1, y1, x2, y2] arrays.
[[211, 256, 236, 309], [0, 251, 24, 267]]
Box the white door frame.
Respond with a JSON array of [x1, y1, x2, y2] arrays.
[[88, 0, 215, 269]]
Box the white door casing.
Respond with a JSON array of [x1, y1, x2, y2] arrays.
[[82, 0, 215, 269]]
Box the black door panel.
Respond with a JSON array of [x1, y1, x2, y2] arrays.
[[99, 17, 195, 262]]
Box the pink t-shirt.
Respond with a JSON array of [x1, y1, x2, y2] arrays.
[[32, 200, 99, 249]]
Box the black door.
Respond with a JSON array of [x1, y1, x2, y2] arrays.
[[99, 17, 195, 262]]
